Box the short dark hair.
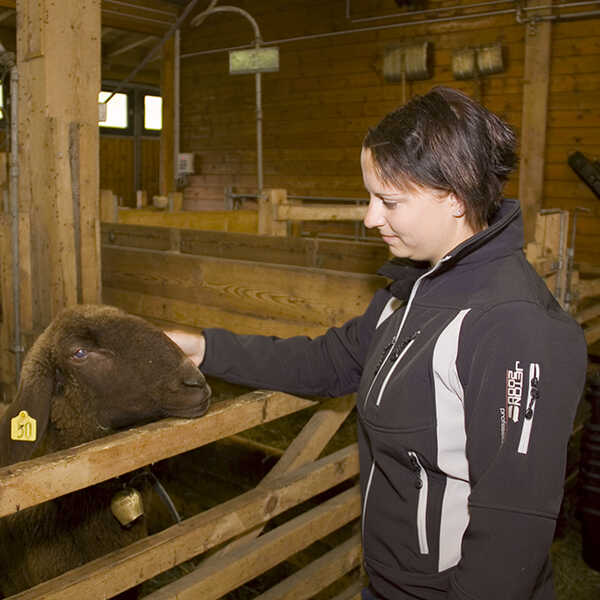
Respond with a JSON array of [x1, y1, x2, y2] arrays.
[[362, 86, 517, 228]]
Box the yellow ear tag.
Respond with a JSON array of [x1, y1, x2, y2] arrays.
[[10, 410, 37, 442]]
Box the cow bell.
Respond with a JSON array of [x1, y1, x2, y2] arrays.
[[111, 487, 144, 527]]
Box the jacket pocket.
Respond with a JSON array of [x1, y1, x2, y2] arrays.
[[408, 451, 429, 555]]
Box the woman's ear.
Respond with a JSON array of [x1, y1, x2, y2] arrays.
[[448, 193, 466, 218], [0, 341, 54, 468]]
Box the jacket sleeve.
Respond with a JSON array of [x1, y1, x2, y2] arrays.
[[200, 288, 392, 398], [449, 301, 587, 600]]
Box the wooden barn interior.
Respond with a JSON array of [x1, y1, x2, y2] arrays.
[[0, 0, 600, 598]]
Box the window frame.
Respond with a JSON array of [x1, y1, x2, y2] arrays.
[[99, 83, 162, 138]]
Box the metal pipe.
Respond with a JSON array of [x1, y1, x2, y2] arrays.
[[9, 63, 22, 380], [346, 0, 513, 22], [346, 0, 600, 23], [516, 0, 600, 23], [101, 10, 176, 27], [256, 69, 263, 194], [174, 28, 181, 188], [564, 207, 591, 312], [536, 9, 600, 21], [522, 1, 600, 11], [190, 4, 265, 195], [190, 0, 219, 27], [103, 0, 178, 17], [554, 210, 569, 306], [182, 3, 600, 60], [190, 5, 261, 39], [182, 8, 519, 59], [103, 0, 203, 105]]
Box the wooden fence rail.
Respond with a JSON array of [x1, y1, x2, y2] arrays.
[[2, 389, 363, 599], [0, 391, 314, 518]]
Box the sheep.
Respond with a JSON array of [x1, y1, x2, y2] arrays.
[[0, 304, 211, 598]]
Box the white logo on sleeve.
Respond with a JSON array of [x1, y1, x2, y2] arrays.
[[506, 361, 524, 423]]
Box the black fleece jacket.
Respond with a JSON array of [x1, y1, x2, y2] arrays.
[[201, 199, 587, 600]]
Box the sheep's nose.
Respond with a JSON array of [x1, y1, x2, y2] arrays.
[[181, 357, 207, 387], [183, 374, 205, 387]]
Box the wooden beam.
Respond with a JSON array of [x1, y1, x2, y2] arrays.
[[102, 287, 335, 338], [17, 0, 102, 336], [8, 445, 359, 600], [205, 395, 356, 560], [0, 214, 32, 397], [101, 63, 160, 86], [277, 204, 367, 223], [106, 34, 157, 58], [258, 189, 288, 236], [253, 534, 362, 600], [115, 207, 259, 232], [0, 8, 13, 22], [0, 390, 315, 518], [101, 246, 386, 328], [518, 2, 552, 243], [330, 581, 364, 600], [100, 0, 177, 36], [100, 224, 388, 273], [160, 35, 175, 195], [584, 321, 600, 346], [143, 486, 361, 600], [577, 278, 600, 302], [575, 303, 600, 325]]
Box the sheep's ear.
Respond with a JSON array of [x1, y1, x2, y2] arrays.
[[0, 343, 53, 468]]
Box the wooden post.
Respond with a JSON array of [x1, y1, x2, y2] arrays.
[[0, 213, 32, 401], [160, 35, 175, 196], [17, 0, 102, 335], [99, 189, 119, 223], [136, 189, 148, 208], [258, 189, 287, 236], [518, 2, 552, 244], [168, 191, 183, 211]]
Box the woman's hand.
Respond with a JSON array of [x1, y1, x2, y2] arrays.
[[164, 330, 206, 366]]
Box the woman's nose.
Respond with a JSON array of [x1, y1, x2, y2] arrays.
[[363, 197, 385, 229]]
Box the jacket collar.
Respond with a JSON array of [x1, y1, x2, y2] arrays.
[[377, 199, 523, 299]]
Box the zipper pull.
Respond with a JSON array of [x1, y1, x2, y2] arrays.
[[390, 330, 421, 362], [373, 334, 397, 377]]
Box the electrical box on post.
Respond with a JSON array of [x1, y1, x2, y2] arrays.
[[177, 153, 195, 175]]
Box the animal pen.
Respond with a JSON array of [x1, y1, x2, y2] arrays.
[[0, 0, 599, 596], [1, 192, 599, 597]]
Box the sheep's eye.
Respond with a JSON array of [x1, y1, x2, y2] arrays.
[[72, 348, 88, 360]]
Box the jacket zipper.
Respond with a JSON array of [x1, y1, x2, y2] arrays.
[[408, 451, 430, 555], [361, 257, 449, 553], [363, 258, 447, 410], [375, 334, 419, 407]]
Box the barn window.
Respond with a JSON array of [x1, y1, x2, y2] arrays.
[[144, 94, 162, 132], [98, 90, 132, 134]]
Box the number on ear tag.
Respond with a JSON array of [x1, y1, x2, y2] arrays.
[[10, 410, 37, 442]]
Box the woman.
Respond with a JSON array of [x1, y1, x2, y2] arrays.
[[168, 87, 587, 599]]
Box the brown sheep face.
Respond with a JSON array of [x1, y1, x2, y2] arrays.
[[50, 305, 212, 431], [0, 304, 212, 466]]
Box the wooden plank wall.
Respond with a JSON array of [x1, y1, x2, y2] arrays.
[[178, 0, 599, 264], [100, 136, 160, 207], [547, 20, 600, 264]]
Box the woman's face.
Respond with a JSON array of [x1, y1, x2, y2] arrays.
[[361, 148, 477, 265]]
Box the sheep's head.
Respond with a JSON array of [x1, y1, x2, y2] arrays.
[[0, 305, 211, 466]]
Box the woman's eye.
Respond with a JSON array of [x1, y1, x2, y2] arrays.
[[382, 199, 398, 208], [72, 348, 88, 359]]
